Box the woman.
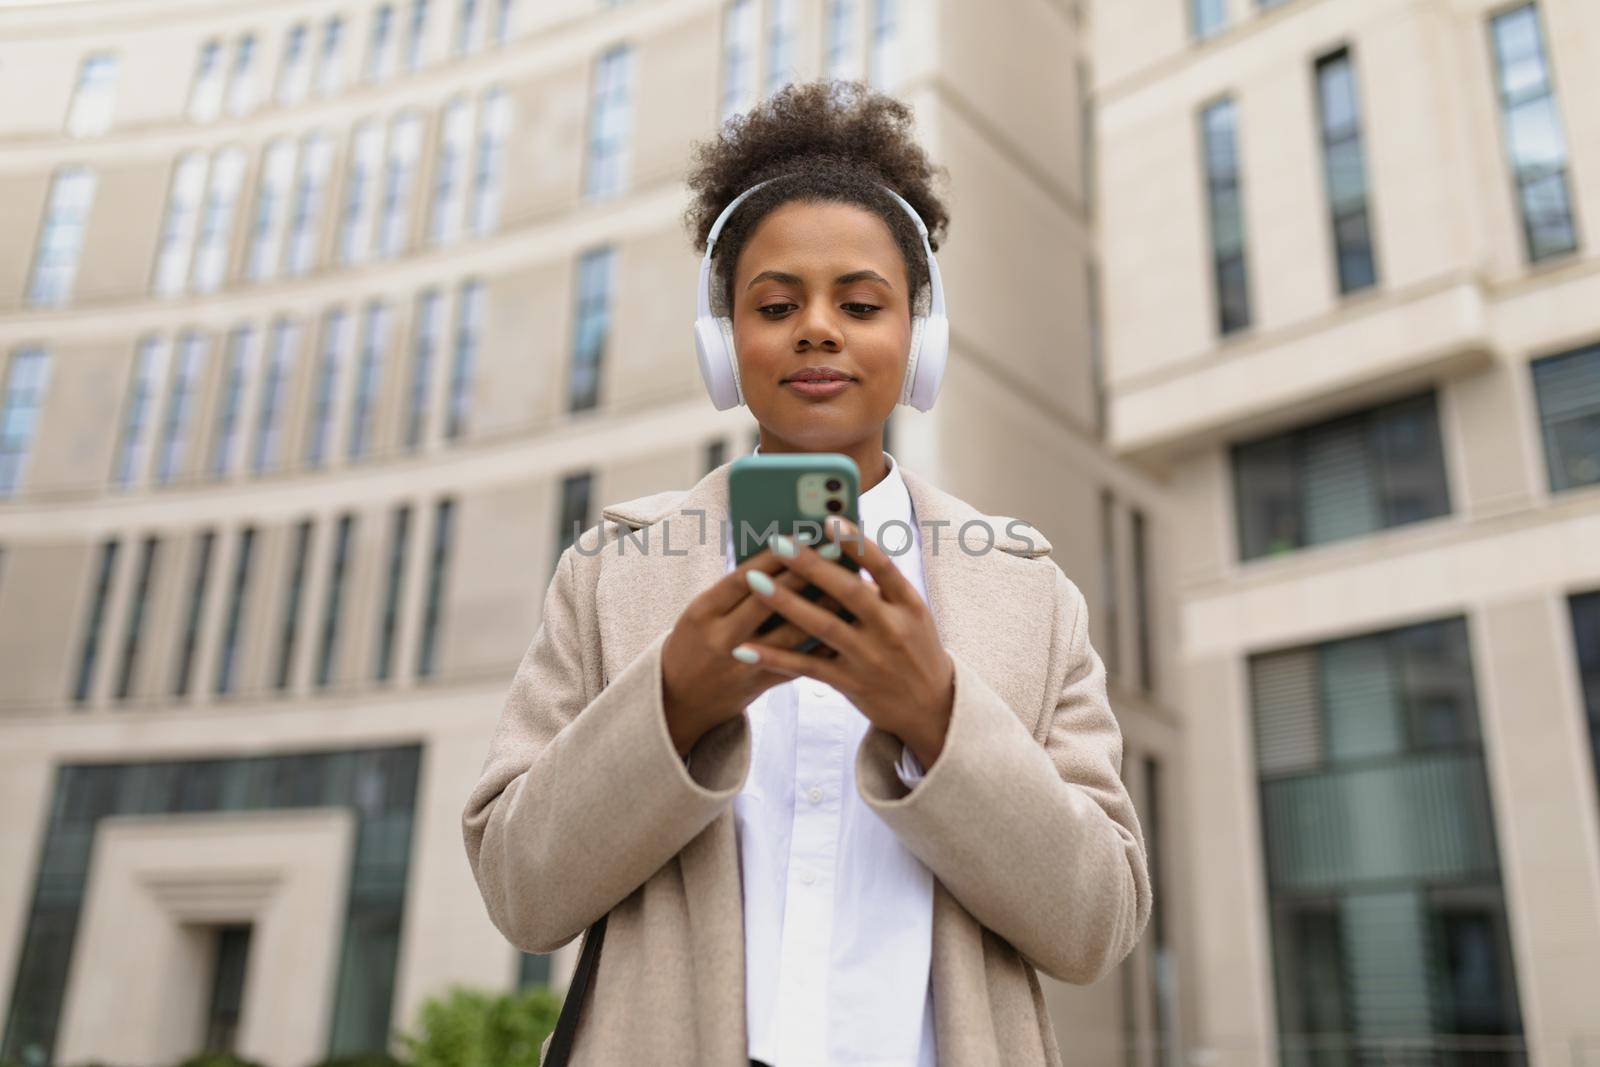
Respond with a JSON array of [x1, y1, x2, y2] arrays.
[[462, 80, 1151, 1067]]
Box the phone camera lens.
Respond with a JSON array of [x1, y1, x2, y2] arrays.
[[826, 499, 842, 513], [825, 478, 842, 492]]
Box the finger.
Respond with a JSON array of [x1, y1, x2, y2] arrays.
[[729, 636, 851, 688], [694, 544, 794, 618], [756, 533, 888, 631], [725, 571, 845, 639], [823, 514, 921, 607], [742, 563, 862, 657]]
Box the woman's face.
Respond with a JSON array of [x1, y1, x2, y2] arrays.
[[730, 199, 912, 453]]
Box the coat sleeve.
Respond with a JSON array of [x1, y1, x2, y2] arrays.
[[853, 564, 1152, 985], [461, 539, 752, 955]]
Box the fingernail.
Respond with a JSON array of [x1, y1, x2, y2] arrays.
[[796, 529, 817, 545], [772, 534, 796, 558], [747, 570, 775, 595], [818, 542, 841, 561], [732, 645, 760, 664]]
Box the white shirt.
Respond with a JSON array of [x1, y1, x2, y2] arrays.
[[719, 448, 938, 1067]]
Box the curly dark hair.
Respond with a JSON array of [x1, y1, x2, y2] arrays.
[[682, 79, 951, 320]]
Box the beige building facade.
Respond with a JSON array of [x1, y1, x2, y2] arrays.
[[0, 0, 1183, 1064], [1098, 0, 1600, 1065]]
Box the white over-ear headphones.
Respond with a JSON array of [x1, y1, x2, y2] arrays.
[[692, 178, 949, 412]]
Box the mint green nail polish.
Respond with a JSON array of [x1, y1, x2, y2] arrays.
[[747, 570, 775, 595], [732, 645, 760, 664], [818, 542, 841, 561], [796, 529, 817, 545], [772, 534, 796, 558]]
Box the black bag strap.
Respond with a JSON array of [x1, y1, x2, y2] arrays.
[[542, 913, 607, 1066]]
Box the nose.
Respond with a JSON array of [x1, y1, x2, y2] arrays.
[[794, 300, 842, 351]]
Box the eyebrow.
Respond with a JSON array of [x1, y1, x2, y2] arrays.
[[745, 269, 894, 291]]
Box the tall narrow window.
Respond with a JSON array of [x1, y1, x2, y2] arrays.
[[72, 539, 120, 704], [569, 248, 614, 412], [0, 347, 50, 499], [1132, 506, 1154, 694], [1190, 0, 1226, 40], [721, 0, 758, 121], [67, 52, 120, 137], [339, 120, 384, 264], [316, 16, 346, 96], [225, 34, 260, 117], [867, 0, 898, 90], [1315, 49, 1377, 293], [192, 147, 247, 293], [215, 526, 257, 696], [375, 504, 412, 682], [407, 288, 443, 448], [306, 308, 348, 468], [274, 519, 314, 690], [470, 87, 511, 236], [1099, 488, 1120, 680], [172, 530, 215, 698], [1489, 3, 1578, 263], [1530, 342, 1600, 493], [248, 138, 298, 281], [1144, 755, 1178, 1067], [367, 4, 399, 81], [765, 0, 799, 95], [28, 167, 97, 307], [378, 112, 424, 256], [316, 513, 356, 688], [286, 132, 334, 276], [446, 281, 481, 439], [407, 0, 430, 70], [252, 317, 299, 475], [554, 472, 591, 569], [155, 331, 209, 486], [113, 536, 160, 701], [1200, 97, 1250, 335], [209, 325, 254, 479], [1571, 591, 1600, 821], [155, 153, 210, 296], [348, 301, 389, 460], [429, 96, 473, 244], [584, 45, 633, 200], [188, 39, 226, 122], [824, 0, 859, 81], [417, 497, 455, 678], [276, 23, 313, 104], [113, 337, 168, 489], [455, 0, 483, 55], [492, 0, 514, 45]]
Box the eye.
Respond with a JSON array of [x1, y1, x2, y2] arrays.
[[757, 302, 796, 317], [843, 303, 880, 315]]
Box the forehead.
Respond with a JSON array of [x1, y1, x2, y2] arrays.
[[736, 199, 904, 279]]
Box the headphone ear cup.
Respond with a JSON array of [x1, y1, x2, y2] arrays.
[[694, 315, 741, 410], [905, 314, 948, 412], [717, 317, 743, 406], [900, 314, 927, 407]]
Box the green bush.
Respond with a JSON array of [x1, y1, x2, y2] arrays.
[[305, 1057, 407, 1067], [171, 1055, 268, 1067], [397, 985, 561, 1067]]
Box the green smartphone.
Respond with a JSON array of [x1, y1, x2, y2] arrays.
[[728, 452, 864, 655]]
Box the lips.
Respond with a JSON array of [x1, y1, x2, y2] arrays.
[[783, 366, 856, 383]]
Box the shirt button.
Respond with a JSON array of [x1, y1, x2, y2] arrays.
[[807, 786, 823, 804], [800, 869, 816, 886]]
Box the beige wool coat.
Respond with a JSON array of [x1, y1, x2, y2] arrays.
[[462, 459, 1153, 1066]]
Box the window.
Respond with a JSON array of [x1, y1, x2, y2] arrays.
[[492, 0, 514, 45], [416, 497, 455, 678], [584, 45, 633, 200], [276, 22, 313, 104], [1143, 756, 1178, 1067], [1232, 391, 1451, 561], [306, 309, 348, 468], [765, 0, 799, 95], [316, 16, 346, 96], [1315, 49, 1377, 293], [192, 147, 247, 293], [1250, 618, 1524, 1062], [1200, 97, 1251, 335], [1132, 506, 1153, 694], [721, 0, 758, 121], [367, 4, 399, 81], [67, 52, 120, 136], [348, 301, 390, 459], [72, 539, 120, 704], [252, 317, 299, 474], [569, 248, 614, 412], [407, 288, 443, 448], [286, 132, 334, 275], [555, 472, 592, 570], [705, 438, 727, 474], [274, 519, 314, 690], [867, 0, 898, 89], [1099, 488, 1120, 679], [446, 280, 482, 439], [1572, 591, 1600, 823], [215, 526, 257, 696], [471, 87, 511, 236], [1489, 3, 1577, 263], [248, 138, 298, 281], [226, 34, 260, 117], [824, 0, 859, 81], [113, 337, 167, 488], [375, 504, 412, 682], [339, 120, 384, 264], [378, 111, 424, 256], [28, 167, 97, 307], [188, 39, 226, 122], [429, 96, 473, 244], [1190, 0, 1226, 40], [0, 347, 51, 499], [407, 0, 430, 70], [1087, 259, 1106, 436], [114, 534, 162, 700], [316, 513, 356, 688], [172, 530, 216, 697], [455, 0, 484, 54], [1530, 341, 1600, 493], [155, 331, 209, 486], [209, 326, 254, 479], [154, 154, 209, 296]]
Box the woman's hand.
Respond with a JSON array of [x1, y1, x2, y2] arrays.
[[732, 515, 955, 770]]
